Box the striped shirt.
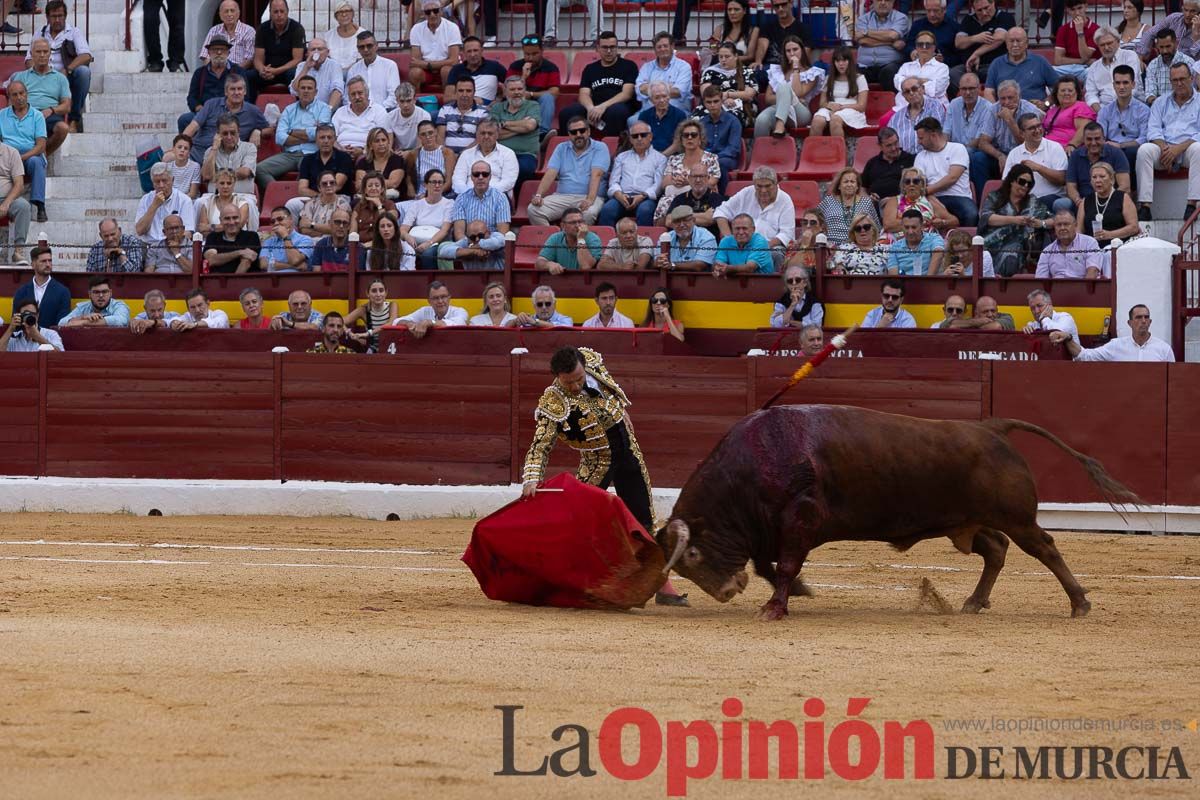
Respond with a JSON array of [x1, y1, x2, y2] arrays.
[[450, 186, 511, 232], [200, 22, 257, 66], [437, 102, 489, 154], [892, 98, 946, 154], [945, 96, 994, 148]]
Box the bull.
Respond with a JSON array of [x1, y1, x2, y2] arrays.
[[656, 405, 1140, 621]]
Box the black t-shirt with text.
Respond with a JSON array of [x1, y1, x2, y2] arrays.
[[580, 57, 639, 107]]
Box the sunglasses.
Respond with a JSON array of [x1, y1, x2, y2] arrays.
[[902, 86, 922, 95], [424, 9, 440, 15], [853, 224, 874, 233], [882, 292, 903, 300], [320, 181, 336, 187], [1023, 124, 1043, 133], [651, 297, 669, 305], [521, 35, 541, 46], [945, 307, 965, 314], [426, 178, 445, 185], [681, 131, 699, 138], [472, 171, 491, 177], [785, 277, 807, 285], [535, 301, 554, 308], [1015, 178, 1034, 187], [916, 41, 935, 48], [802, 219, 820, 226], [568, 128, 588, 135], [630, 132, 650, 139]]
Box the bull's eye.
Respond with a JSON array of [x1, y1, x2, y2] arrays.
[[684, 546, 702, 565]]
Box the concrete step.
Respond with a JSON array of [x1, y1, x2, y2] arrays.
[[47, 198, 141, 226], [88, 86, 189, 113], [61, 133, 158, 157], [102, 73, 194, 95], [46, 174, 143, 200], [47, 153, 143, 179], [75, 112, 175, 136]]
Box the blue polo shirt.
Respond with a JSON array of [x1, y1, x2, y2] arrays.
[[985, 54, 1059, 103], [637, 104, 687, 152], [1065, 145, 1130, 199], [887, 231, 944, 276], [715, 232, 773, 273], [669, 226, 717, 267], [0, 105, 47, 152], [9, 67, 69, 113], [546, 139, 611, 196]]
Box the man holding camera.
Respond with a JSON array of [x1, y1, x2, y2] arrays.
[[1, 300, 64, 351]]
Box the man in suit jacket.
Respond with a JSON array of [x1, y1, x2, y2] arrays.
[[12, 245, 70, 328]]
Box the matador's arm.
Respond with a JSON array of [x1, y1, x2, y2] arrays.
[[522, 412, 559, 485]]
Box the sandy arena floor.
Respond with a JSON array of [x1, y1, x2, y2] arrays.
[[0, 513, 1196, 799]]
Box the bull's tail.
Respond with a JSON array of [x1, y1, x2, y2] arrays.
[[983, 418, 1144, 511]]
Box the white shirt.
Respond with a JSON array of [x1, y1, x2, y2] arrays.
[[1035, 309, 1079, 340], [582, 309, 636, 328], [712, 186, 797, 245], [6, 327, 63, 352], [893, 58, 950, 111], [410, 19, 463, 62], [135, 188, 195, 244], [396, 304, 470, 326], [469, 311, 517, 326], [1073, 334, 1175, 362], [386, 105, 431, 151], [1003, 138, 1069, 197], [332, 101, 390, 150], [176, 309, 230, 329], [402, 196, 454, 228], [451, 142, 520, 196], [915, 141, 972, 199], [1084, 50, 1142, 107], [322, 24, 362, 74], [32, 274, 50, 305], [347, 56, 401, 110]]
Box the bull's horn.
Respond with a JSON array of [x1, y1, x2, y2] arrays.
[[661, 520, 690, 575]]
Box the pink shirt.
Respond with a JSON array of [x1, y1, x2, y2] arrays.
[[1044, 101, 1096, 146]]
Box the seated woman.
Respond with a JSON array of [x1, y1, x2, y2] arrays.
[[352, 171, 399, 243], [698, 41, 758, 127], [770, 264, 824, 328], [880, 167, 958, 239], [641, 287, 685, 342], [343, 278, 397, 352], [979, 164, 1052, 276], [355, 127, 406, 199], [368, 211, 406, 270], [817, 167, 880, 246], [1078, 161, 1139, 245], [1043, 76, 1095, 154], [786, 208, 827, 270], [470, 281, 518, 327], [398, 168, 454, 269], [935, 229, 995, 276], [831, 213, 889, 274], [810, 45, 868, 138], [892, 31, 950, 112], [195, 168, 256, 234], [753, 36, 825, 139]]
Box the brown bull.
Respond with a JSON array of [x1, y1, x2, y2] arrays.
[[656, 405, 1141, 621]]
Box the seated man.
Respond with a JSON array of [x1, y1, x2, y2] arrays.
[[259, 206, 314, 271], [181, 35, 245, 132], [270, 289, 323, 331], [1096, 65, 1149, 197], [11, 39, 70, 157], [1053, 0, 1100, 79], [1002, 112, 1068, 209], [1021, 288, 1078, 337], [798, 323, 824, 357], [1083, 25, 1139, 112], [307, 311, 355, 353], [516, 284, 574, 328], [712, 167, 794, 270], [285, 123, 355, 220], [490, 76, 540, 181], [0, 82, 49, 225], [596, 217, 653, 270], [438, 219, 505, 270], [310, 208, 366, 271], [1065, 121, 1130, 206], [557, 33, 639, 136], [636, 81, 686, 154], [248, 0, 306, 101], [0, 139, 31, 263], [855, 0, 908, 89], [387, 82, 431, 152], [598, 121, 665, 227], [394, 280, 469, 338], [887, 208, 945, 275], [450, 121, 519, 197], [203, 203, 262, 274], [144, 215, 193, 273], [440, 162, 510, 265], [437, 76, 489, 155], [237, 287, 272, 329], [582, 281, 634, 328], [28, 1, 92, 133], [713, 213, 772, 276], [656, 205, 717, 271], [1136, 62, 1200, 222], [862, 128, 915, 202], [199, 1, 256, 69], [947, 294, 1016, 330], [528, 116, 610, 225], [634, 33, 693, 115], [914, 117, 977, 227], [182, 74, 268, 159], [1036, 209, 1105, 279], [129, 289, 182, 334], [59, 275, 131, 327], [1048, 303, 1175, 361], [950, 0, 1015, 88], [331, 76, 389, 161], [945, 73, 996, 207], [256, 74, 333, 190], [408, 0, 462, 90], [135, 163, 195, 245], [984, 27, 1056, 106], [535, 208, 602, 274], [1141, 28, 1193, 109], [86, 218, 144, 272], [347, 31, 400, 111], [170, 289, 230, 331], [445, 35, 506, 104], [664, 165, 724, 235], [289, 37, 343, 109], [1, 299, 64, 351], [694, 85, 741, 192], [980, 80, 1043, 168], [862, 279, 917, 328], [930, 294, 968, 328], [506, 34, 560, 135], [201, 113, 258, 194]]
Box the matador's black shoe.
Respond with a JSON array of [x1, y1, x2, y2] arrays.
[[655, 591, 689, 607]]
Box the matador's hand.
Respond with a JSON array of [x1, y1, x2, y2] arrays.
[[521, 481, 538, 499]]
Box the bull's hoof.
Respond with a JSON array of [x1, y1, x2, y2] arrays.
[[788, 578, 815, 597], [757, 601, 788, 621], [1071, 599, 1091, 618], [960, 597, 990, 614], [655, 591, 690, 607]]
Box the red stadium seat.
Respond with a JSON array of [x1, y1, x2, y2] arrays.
[[514, 225, 560, 267], [639, 226, 667, 243], [257, 134, 280, 162], [260, 180, 298, 226], [853, 136, 881, 175], [625, 52, 655, 69], [554, 92, 579, 120], [488, 50, 519, 67], [864, 91, 894, 126], [979, 179, 1004, 208], [513, 180, 555, 225], [793, 136, 848, 181], [542, 51, 568, 77], [255, 93, 293, 114], [734, 136, 798, 180], [589, 225, 615, 245], [566, 52, 598, 87], [385, 51, 411, 77], [780, 180, 822, 212], [724, 180, 751, 196]]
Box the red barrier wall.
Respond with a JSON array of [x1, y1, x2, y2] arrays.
[[0, 352, 1193, 507]]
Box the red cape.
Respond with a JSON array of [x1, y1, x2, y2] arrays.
[[462, 474, 666, 609]]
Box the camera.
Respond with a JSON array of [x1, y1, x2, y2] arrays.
[[20, 310, 37, 326]]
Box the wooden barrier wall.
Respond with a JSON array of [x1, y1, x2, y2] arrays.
[[0, 352, 1194, 506]]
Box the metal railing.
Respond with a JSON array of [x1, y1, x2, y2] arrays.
[[0, 0, 90, 54]]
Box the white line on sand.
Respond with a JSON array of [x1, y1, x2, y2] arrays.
[[0, 555, 466, 573], [0, 540, 435, 556]]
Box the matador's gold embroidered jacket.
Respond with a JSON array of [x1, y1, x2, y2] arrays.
[[521, 348, 650, 491]]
